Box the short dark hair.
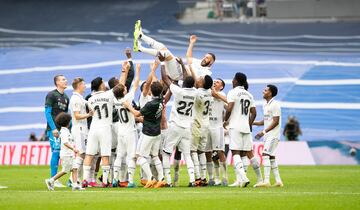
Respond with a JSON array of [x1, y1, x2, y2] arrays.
[[267, 84, 278, 97], [151, 81, 163, 97], [234, 72, 247, 87], [208, 53, 216, 62], [55, 112, 72, 128], [113, 84, 126, 99], [72, 77, 84, 90], [217, 78, 225, 91], [54, 74, 64, 86], [91, 77, 103, 92], [183, 76, 195, 88], [108, 77, 119, 89], [203, 75, 213, 90]]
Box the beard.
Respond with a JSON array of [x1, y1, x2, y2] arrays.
[[201, 59, 210, 67]]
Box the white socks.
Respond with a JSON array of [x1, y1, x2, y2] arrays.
[[140, 34, 166, 51], [102, 165, 110, 185], [263, 156, 271, 183], [127, 159, 136, 183], [162, 152, 172, 185], [271, 159, 282, 183], [137, 157, 152, 180], [241, 156, 249, 173], [233, 154, 248, 182], [152, 156, 164, 181], [220, 161, 228, 180], [250, 157, 263, 183], [199, 153, 207, 180], [191, 152, 201, 180], [184, 153, 195, 183], [207, 162, 214, 180], [83, 165, 91, 182]]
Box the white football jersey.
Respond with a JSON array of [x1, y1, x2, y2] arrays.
[[69, 92, 88, 133], [59, 127, 74, 157], [115, 89, 137, 133], [191, 58, 212, 77], [169, 84, 197, 128], [139, 93, 152, 109], [209, 91, 225, 128], [194, 88, 213, 127], [263, 98, 281, 140], [227, 86, 255, 133], [88, 90, 115, 129]]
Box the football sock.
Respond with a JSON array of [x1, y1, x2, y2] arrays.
[[199, 153, 207, 180], [162, 152, 172, 184], [138, 157, 152, 180], [220, 161, 228, 180], [250, 157, 263, 183], [83, 165, 91, 182], [271, 159, 282, 183], [184, 153, 195, 183], [102, 165, 110, 185], [152, 156, 164, 181], [128, 159, 136, 183], [241, 156, 249, 173], [140, 34, 166, 51], [191, 152, 201, 179], [263, 156, 271, 183], [207, 162, 214, 180], [233, 154, 247, 182]]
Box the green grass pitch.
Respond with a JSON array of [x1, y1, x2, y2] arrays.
[[0, 165, 359, 210]]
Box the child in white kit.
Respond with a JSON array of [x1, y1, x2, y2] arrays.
[[45, 112, 84, 191]]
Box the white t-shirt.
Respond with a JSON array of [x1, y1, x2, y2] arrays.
[[139, 93, 152, 109], [59, 127, 74, 157], [191, 58, 212, 77], [263, 98, 281, 140], [169, 84, 198, 128], [69, 92, 88, 133], [87, 90, 115, 129], [209, 91, 225, 128], [194, 88, 213, 128], [227, 86, 255, 133], [115, 89, 137, 133]]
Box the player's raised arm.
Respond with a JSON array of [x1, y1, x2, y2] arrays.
[[186, 35, 197, 64], [124, 48, 135, 91], [131, 63, 141, 92], [119, 61, 130, 86], [123, 100, 141, 117], [142, 60, 159, 97], [212, 88, 228, 104], [159, 53, 172, 89]]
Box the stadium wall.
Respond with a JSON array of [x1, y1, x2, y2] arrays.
[[0, 141, 358, 166]]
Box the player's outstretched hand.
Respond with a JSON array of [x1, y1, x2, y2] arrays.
[[190, 35, 197, 44]]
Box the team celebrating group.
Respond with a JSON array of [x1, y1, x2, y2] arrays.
[[44, 20, 283, 190]]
